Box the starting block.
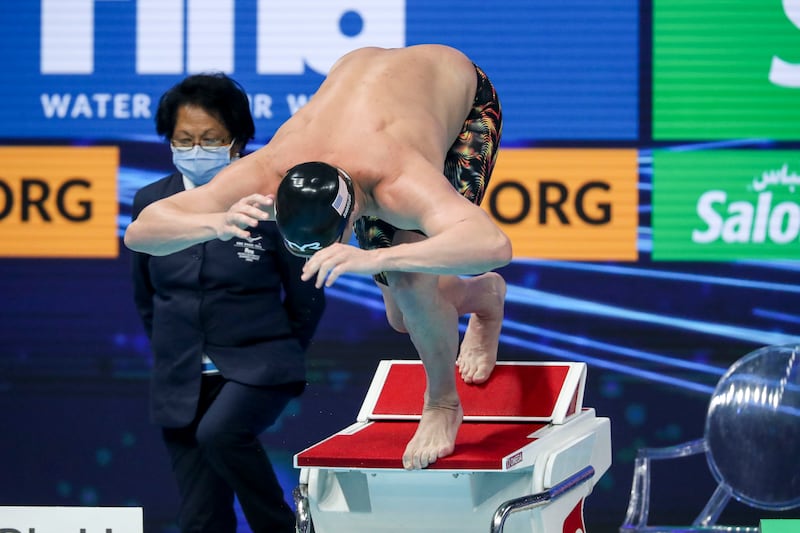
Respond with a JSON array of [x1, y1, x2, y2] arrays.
[[293, 360, 611, 533]]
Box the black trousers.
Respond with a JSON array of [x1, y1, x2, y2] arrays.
[[162, 375, 304, 533]]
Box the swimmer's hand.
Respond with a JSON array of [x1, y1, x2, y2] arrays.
[[219, 194, 275, 240], [301, 243, 384, 288]]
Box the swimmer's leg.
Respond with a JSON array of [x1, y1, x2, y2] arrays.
[[379, 272, 463, 470], [439, 273, 506, 384], [376, 230, 464, 470]]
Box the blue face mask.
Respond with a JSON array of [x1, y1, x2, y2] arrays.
[[171, 143, 232, 186]]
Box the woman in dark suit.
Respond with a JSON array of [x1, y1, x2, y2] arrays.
[[130, 73, 325, 533]]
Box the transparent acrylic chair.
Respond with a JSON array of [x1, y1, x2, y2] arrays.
[[620, 343, 800, 532]]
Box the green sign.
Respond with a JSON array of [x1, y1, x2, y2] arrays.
[[760, 519, 800, 533], [653, 0, 800, 140], [652, 150, 800, 259]]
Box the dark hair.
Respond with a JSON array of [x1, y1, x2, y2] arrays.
[[155, 73, 255, 150]]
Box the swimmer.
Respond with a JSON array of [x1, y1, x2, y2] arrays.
[[124, 44, 512, 470]]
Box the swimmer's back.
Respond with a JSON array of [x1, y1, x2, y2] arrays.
[[282, 45, 478, 162]]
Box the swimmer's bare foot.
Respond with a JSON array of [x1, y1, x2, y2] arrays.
[[402, 401, 463, 470], [456, 272, 506, 384]]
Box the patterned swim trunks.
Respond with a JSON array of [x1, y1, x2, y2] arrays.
[[354, 64, 503, 285]]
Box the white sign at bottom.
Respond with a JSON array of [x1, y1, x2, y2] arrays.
[[0, 506, 143, 533]]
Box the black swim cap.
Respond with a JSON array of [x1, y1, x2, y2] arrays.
[[276, 162, 354, 257]]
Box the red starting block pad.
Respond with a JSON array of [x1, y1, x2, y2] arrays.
[[294, 360, 611, 533]]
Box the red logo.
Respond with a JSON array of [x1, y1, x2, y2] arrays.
[[505, 452, 523, 469]]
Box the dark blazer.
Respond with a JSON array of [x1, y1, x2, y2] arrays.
[[131, 172, 325, 427]]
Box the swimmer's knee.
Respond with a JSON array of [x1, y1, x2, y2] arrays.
[[385, 307, 408, 333], [385, 271, 432, 292], [379, 276, 409, 333], [385, 271, 439, 311]]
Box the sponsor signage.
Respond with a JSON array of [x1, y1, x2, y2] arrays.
[[760, 520, 800, 533], [0, 0, 638, 143], [0, 506, 142, 533], [652, 150, 800, 260], [483, 149, 639, 260], [0, 147, 119, 258], [653, 0, 800, 140]]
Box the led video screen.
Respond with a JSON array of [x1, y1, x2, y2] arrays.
[[0, 1, 797, 532]]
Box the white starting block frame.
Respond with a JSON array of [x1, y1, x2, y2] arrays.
[[293, 360, 611, 533]]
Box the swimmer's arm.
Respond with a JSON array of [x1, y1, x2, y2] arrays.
[[371, 173, 512, 274], [124, 157, 275, 256], [381, 201, 512, 275], [301, 168, 511, 287], [301, 198, 510, 288], [124, 191, 266, 256]]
